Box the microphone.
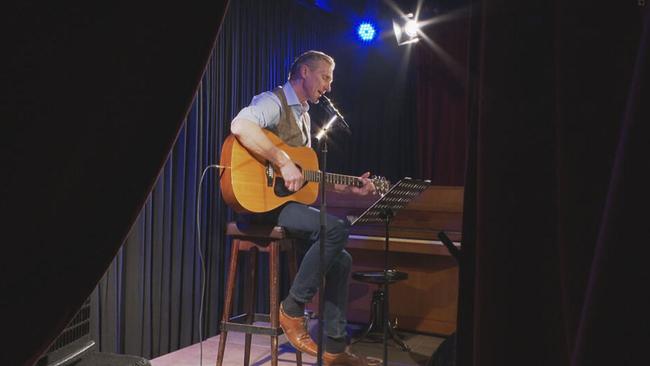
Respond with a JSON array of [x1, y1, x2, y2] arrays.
[[318, 95, 350, 131]]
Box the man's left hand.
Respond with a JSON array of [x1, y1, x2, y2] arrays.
[[349, 172, 376, 196]]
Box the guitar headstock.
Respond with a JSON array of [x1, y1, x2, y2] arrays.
[[371, 175, 391, 196]]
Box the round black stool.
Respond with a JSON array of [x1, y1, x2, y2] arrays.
[[351, 269, 411, 351]]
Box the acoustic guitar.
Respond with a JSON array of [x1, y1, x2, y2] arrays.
[[219, 130, 390, 213]]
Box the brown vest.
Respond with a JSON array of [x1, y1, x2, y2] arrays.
[[269, 87, 308, 147]]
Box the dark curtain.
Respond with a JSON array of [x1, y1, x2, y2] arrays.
[[415, 7, 470, 185], [458, 1, 650, 365], [90, 54, 233, 357], [0, 1, 227, 365]]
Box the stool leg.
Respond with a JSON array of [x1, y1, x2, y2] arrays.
[[269, 241, 280, 366], [287, 244, 303, 366], [244, 246, 259, 366], [216, 239, 240, 366], [352, 289, 381, 345], [387, 318, 411, 351]]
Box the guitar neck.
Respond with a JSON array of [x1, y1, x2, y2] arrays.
[[303, 170, 363, 187]]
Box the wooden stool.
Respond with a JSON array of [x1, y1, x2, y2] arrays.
[[216, 222, 303, 366]]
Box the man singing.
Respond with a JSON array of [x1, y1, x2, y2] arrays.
[[230, 50, 374, 365]]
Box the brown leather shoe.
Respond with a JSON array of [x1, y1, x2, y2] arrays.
[[322, 349, 368, 366], [279, 304, 317, 356]]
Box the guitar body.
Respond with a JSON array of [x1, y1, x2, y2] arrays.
[[220, 130, 319, 213]]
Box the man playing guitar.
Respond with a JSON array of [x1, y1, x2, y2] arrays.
[[229, 50, 375, 365]]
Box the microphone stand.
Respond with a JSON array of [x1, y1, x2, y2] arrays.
[[315, 114, 348, 366], [317, 130, 327, 366]]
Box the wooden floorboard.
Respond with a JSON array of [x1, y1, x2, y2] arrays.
[[150, 322, 445, 366]]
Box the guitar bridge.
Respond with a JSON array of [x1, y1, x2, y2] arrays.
[[265, 162, 274, 187]]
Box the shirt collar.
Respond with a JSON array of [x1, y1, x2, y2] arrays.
[[283, 81, 310, 113]]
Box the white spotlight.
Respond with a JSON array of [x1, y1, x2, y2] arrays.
[[393, 13, 420, 46], [404, 20, 419, 38]]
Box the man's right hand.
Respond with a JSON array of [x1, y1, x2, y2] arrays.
[[279, 161, 304, 192]]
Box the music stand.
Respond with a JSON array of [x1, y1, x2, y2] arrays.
[[349, 177, 431, 365]]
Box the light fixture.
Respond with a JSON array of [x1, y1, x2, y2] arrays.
[[393, 13, 420, 46], [357, 21, 377, 43]]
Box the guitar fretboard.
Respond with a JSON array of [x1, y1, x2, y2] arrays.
[[303, 170, 363, 187]]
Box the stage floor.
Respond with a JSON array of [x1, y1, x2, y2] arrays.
[[149, 322, 444, 366]]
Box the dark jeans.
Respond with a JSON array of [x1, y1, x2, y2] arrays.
[[242, 202, 352, 339]]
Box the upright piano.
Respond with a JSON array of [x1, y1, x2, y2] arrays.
[[314, 185, 463, 336]]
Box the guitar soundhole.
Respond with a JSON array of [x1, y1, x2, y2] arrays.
[[273, 163, 308, 197]]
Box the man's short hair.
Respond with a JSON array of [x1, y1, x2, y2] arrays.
[[288, 50, 335, 80]]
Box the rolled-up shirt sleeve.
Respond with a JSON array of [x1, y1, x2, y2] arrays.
[[232, 92, 281, 129]]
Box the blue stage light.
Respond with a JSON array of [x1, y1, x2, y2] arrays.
[[357, 22, 377, 42]]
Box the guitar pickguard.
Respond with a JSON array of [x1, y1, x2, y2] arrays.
[[273, 178, 310, 197], [273, 178, 293, 197]]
